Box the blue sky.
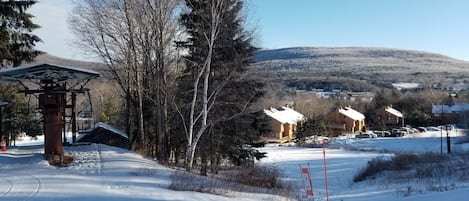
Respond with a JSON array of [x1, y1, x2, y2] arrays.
[[30, 0, 469, 61], [247, 0, 469, 60]]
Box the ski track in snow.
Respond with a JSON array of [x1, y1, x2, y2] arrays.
[[0, 175, 41, 201], [0, 177, 14, 199]]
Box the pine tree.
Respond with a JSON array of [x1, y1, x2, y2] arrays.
[[0, 0, 41, 67], [179, 0, 265, 173], [294, 116, 330, 145]]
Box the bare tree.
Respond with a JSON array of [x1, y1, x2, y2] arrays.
[[70, 0, 181, 159]]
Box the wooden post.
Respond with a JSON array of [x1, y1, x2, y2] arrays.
[[72, 93, 77, 143], [40, 88, 65, 157]]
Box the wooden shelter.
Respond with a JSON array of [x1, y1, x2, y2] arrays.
[[0, 63, 99, 157], [78, 122, 129, 149]]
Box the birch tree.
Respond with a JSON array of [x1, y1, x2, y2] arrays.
[[179, 0, 261, 171]]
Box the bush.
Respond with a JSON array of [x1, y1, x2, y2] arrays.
[[170, 165, 293, 200], [354, 152, 450, 182], [230, 166, 282, 188]]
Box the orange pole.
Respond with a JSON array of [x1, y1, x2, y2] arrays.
[[322, 139, 329, 201]]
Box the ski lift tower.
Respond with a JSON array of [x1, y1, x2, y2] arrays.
[[0, 63, 99, 157]]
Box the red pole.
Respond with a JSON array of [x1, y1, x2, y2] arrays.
[[322, 139, 329, 201]]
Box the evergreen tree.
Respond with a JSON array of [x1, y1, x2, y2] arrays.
[[294, 116, 329, 145], [178, 0, 265, 172], [0, 0, 41, 67], [0, 84, 39, 145]]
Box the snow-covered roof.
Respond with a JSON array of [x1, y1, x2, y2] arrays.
[[78, 122, 128, 141], [385, 106, 403, 118], [94, 122, 128, 138], [339, 106, 365, 121], [264, 106, 304, 124], [432, 103, 469, 114], [391, 82, 421, 90]]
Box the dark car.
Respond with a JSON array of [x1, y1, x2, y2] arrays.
[[390, 129, 403, 137], [355, 133, 372, 138]]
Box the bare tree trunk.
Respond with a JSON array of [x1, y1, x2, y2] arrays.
[[124, 0, 145, 153]]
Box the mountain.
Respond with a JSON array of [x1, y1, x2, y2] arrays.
[[250, 47, 469, 91], [27, 53, 107, 74]]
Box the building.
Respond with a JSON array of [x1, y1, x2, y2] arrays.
[[375, 105, 404, 130], [327, 106, 366, 134], [432, 103, 469, 126], [260, 106, 304, 143], [78, 122, 129, 149]]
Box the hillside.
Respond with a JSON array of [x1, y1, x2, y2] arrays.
[[250, 47, 469, 91], [27, 53, 108, 75]]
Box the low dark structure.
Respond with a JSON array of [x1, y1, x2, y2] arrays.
[[78, 122, 129, 149]]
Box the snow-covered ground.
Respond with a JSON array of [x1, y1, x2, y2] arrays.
[[0, 141, 263, 201], [257, 130, 469, 201], [1, 130, 468, 201]]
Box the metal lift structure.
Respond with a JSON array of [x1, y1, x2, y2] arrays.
[[0, 63, 99, 157]]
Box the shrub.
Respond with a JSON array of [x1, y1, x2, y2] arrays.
[[170, 165, 292, 200], [354, 156, 392, 182], [354, 152, 451, 182], [230, 166, 282, 188]]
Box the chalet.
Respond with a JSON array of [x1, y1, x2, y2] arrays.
[[327, 106, 365, 134], [432, 103, 469, 126], [78, 122, 129, 149], [375, 105, 404, 129], [260, 106, 304, 143]]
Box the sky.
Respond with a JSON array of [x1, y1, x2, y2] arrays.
[[29, 0, 469, 61]]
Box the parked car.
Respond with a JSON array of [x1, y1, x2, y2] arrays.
[[391, 129, 403, 137], [373, 130, 390, 137], [426, 126, 440, 131], [439, 124, 456, 131], [356, 131, 377, 138], [355, 133, 371, 138], [399, 127, 409, 135], [417, 127, 427, 132]]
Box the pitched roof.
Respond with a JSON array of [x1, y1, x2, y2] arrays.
[[339, 106, 365, 121], [264, 106, 304, 124], [0, 63, 100, 83], [385, 106, 403, 118], [78, 122, 128, 141]]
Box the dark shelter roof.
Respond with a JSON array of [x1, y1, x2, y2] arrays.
[[0, 63, 100, 83], [78, 122, 129, 149]]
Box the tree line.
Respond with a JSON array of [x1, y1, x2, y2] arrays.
[[69, 0, 266, 173]]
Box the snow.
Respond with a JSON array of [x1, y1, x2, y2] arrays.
[[257, 131, 469, 201], [1, 131, 468, 200], [0, 141, 262, 201], [391, 83, 421, 90], [264, 106, 304, 124], [339, 106, 365, 121], [385, 106, 403, 118]]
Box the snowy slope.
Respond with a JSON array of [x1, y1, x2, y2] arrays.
[[257, 135, 469, 201], [3, 133, 469, 201], [0, 143, 261, 201]]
